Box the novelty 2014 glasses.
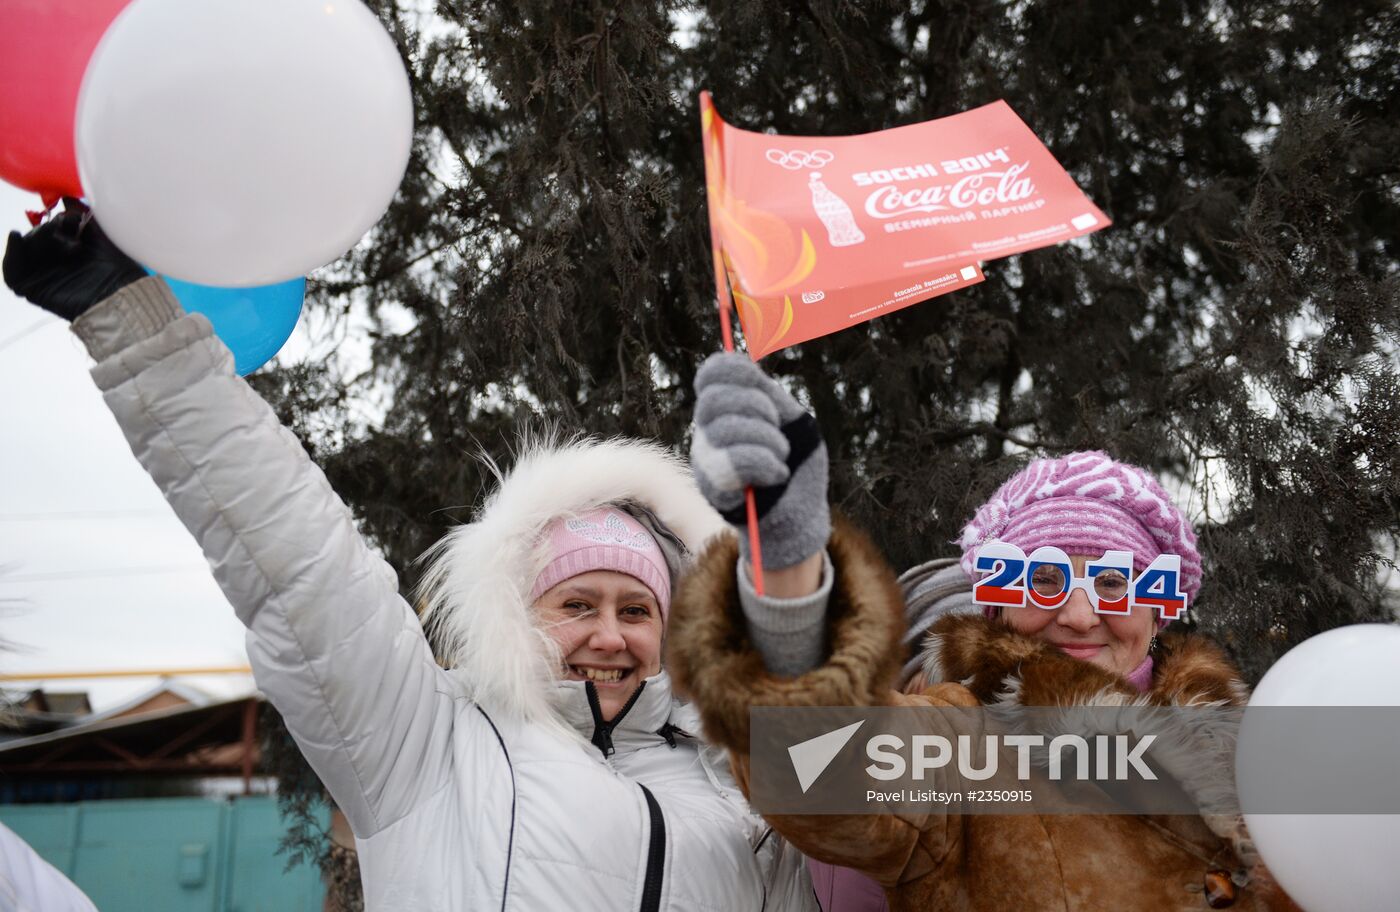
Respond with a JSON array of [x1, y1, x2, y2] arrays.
[[971, 542, 1187, 620]]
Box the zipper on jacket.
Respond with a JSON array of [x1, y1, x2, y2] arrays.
[[585, 679, 647, 757], [656, 721, 682, 749], [638, 784, 666, 912]]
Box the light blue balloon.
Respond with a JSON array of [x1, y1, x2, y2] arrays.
[[147, 270, 305, 375]]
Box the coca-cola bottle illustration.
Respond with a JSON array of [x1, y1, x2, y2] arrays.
[[809, 171, 865, 247]]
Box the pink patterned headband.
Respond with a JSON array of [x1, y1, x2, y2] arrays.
[[529, 508, 672, 619]]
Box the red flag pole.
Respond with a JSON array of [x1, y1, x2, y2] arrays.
[[702, 91, 765, 595], [712, 247, 766, 596]]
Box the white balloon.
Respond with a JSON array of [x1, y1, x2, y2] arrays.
[[1246, 624, 1400, 709], [75, 0, 412, 286], [1237, 624, 1400, 912]]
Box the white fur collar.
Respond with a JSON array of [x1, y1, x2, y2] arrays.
[[416, 433, 726, 736]]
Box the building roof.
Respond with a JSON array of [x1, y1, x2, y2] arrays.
[[85, 679, 217, 722], [19, 690, 93, 716], [1, 691, 89, 740], [0, 694, 262, 778], [1, 679, 239, 741]]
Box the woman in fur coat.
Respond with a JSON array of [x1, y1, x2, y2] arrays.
[[3, 205, 818, 911], [668, 352, 1301, 912]]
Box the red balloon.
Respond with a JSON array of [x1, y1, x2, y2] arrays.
[[0, 0, 133, 198]]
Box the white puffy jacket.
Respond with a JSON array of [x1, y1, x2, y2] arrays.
[[72, 279, 816, 912]]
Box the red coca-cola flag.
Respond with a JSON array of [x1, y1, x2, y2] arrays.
[[701, 94, 1111, 358]]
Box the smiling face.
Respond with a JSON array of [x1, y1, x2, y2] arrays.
[[533, 569, 664, 722], [1000, 554, 1156, 678]]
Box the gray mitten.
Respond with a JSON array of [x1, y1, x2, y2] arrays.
[[691, 352, 830, 568]]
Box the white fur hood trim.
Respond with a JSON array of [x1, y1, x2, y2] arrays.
[[417, 433, 728, 730]]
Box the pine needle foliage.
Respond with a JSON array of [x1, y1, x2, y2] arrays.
[[250, 2, 1399, 897]]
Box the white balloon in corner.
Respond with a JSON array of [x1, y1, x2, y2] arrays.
[[75, 0, 413, 287], [1236, 623, 1400, 912]]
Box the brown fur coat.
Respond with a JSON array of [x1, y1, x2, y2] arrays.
[[668, 518, 1300, 912]]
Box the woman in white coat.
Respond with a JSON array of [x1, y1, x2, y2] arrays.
[[2, 204, 814, 911]]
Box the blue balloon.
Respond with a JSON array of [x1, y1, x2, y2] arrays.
[[147, 271, 305, 375]]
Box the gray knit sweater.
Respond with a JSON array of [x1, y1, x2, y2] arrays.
[[738, 552, 977, 680]]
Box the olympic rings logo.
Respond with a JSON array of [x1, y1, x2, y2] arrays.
[[765, 149, 834, 170]]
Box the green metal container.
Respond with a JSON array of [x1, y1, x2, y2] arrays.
[[1, 796, 326, 911]]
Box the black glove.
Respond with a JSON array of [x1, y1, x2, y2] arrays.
[[3, 199, 147, 322]]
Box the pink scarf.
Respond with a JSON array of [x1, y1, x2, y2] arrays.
[[1124, 655, 1155, 692]]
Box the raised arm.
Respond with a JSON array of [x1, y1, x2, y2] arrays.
[[689, 352, 832, 674], [4, 208, 454, 838], [667, 517, 948, 887], [682, 353, 978, 889]]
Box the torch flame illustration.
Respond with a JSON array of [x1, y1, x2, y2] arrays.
[[703, 96, 815, 355]]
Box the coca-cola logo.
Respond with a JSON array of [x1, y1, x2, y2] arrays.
[[863, 163, 1036, 219]]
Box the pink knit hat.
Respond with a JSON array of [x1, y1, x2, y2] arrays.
[[958, 452, 1202, 625], [528, 508, 672, 618]]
